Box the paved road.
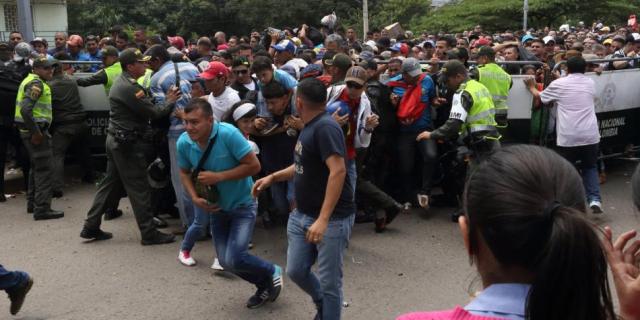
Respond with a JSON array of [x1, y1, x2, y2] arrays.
[[1, 160, 639, 320]]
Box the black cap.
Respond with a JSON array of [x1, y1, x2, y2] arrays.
[[119, 48, 150, 66], [441, 60, 467, 79], [32, 57, 57, 68], [232, 56, 250, 68], [143, 44, 170, 61], [100, 45, 119, 58]]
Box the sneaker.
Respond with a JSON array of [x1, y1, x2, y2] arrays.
[[8, 274, 33, 315], [246, 287, 270, 309], [417, 194, 430, 209], [589, 201, 604, 214], [178, 250, 196, 266], [211, 258, 224, 271], [248, 242, 254, 249], [80, 227, 113, 241], [268, 265, 283, 302]]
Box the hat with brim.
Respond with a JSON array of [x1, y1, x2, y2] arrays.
[[345, 66, 368, 86], [199, 61, 229, 80], [401, 57, 422, 78], [30, 37, 47, 46], [119, 48, 151, 65], [32, 57, 57, 68], [325, 53, 352, 71]]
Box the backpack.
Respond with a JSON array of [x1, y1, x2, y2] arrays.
[[387, 73, 427, 125]]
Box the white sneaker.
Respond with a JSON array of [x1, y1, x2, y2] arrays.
[[178, 250, 196, 266], [417, 194, 430, 209], [211, 258, 224, 271], [589, 201, 603, 214]]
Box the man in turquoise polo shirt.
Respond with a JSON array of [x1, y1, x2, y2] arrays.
[[176, 98, 283, 309]]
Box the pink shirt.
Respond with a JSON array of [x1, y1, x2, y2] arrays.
[[398, 307, 506, 320], [539, 73, 600, 147]]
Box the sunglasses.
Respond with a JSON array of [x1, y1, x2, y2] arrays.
[[346, 82, 363, 89], [234, 69, 249, 75]]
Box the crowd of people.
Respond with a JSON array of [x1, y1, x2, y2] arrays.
[[0, 16, 639, 319]]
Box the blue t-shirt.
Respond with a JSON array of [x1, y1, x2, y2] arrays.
[[151, 61, 200, 137], [177, 122, 254, 211], [390, 74, 436, 132], [294, 113, 355, 219]]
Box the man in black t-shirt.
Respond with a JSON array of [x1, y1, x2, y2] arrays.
[[253, 78, 355, 320]]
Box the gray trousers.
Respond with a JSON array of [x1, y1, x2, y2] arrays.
[[84, 135, 155, 239], [51, 122, 93, 193], [22, 131, 53, 214]]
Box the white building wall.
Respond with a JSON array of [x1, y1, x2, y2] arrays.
[[0, 0, 67, 43]]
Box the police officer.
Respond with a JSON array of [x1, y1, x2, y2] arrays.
[[14, 57, 64, 220], [79, 48, 180, 245], [417, 60, 500, 159], [49, 52, 93, 198], [76, 45, 124, 220], [472, 46, 512, 135], [417, 60, 500, 222], [76, 45, 120, 94]]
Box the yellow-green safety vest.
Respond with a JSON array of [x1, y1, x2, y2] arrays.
[[459, 79, 500, 140], [137, 68, 153, 90], [104, 62, 122, 94], [14, 73, 52, 124], [478, 63, 511, 128]]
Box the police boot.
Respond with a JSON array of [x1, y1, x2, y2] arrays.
[[34, 209, 64, 221], [141, 230, 175, 246]]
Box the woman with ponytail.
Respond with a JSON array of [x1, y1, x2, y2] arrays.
[[398, 144, 617, 320]]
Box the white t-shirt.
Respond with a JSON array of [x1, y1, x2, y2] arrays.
[[540, 73, 600, 147], [207, 87, 241, 121], [243, 81, 256, 91]]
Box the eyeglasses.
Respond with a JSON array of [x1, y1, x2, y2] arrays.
[[234, 69, 249, 75], [346, 82, 363, 89]]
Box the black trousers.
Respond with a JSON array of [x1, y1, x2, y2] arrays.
[[396, 132, 438, 202], [0, 125, 30, 194]]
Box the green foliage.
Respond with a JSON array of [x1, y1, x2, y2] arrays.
[[416, 0, 640, 33]]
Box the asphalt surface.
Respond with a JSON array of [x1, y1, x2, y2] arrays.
[[1, 160, 639, 320]]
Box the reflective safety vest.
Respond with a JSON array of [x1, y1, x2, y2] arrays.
[[137, 68, 153, 90], [459, 79, 500, 140], [478, 63, 511, 128], [104, 62, 122, 94], [14, 73, 52, 124]]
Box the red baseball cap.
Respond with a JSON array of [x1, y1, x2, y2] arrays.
[[217, 44, 229, 51], [199, 61, 229, 80], [67, 35, 84, 47], [400, 43, 409, 56], [168, 36, 185, 50], [472, 38, 491, 48]]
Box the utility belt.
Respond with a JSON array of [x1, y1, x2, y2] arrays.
[[107, 128, 153, 144], [467, 134, 500, 157], [17, 121, 50, 134]]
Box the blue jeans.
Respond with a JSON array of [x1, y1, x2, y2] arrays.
[[346, 159, 356, 198], [270, 180, 295, 214], [286, 210, 355, 320], [169, 136, 195, 227], [0, 265, 28, 291], [556, 144, 602, 203], [180, 206, 211, 252], [211, 204, 275, 288]]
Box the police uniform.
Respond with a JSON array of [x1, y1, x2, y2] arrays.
[[49, 70, 93, 196], [75, 45, 124, 220], [14, 57, 64, 220], [76, 46, 121, 94], [81, 49, 176, 244], [474, 63, 511, 129], [430, 78, 501, 157]]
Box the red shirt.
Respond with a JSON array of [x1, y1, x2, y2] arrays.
[[338, 89, 360, 160]]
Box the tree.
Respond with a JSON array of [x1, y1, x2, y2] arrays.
[[415, 0, 640, 33]]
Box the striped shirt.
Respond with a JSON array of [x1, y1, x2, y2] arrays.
[[150, 61, 200, 137]]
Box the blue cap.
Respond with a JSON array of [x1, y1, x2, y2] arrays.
[[521, 34, 535, 43], [390, 42, 402, 52], [271, 39, 297, 54]]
